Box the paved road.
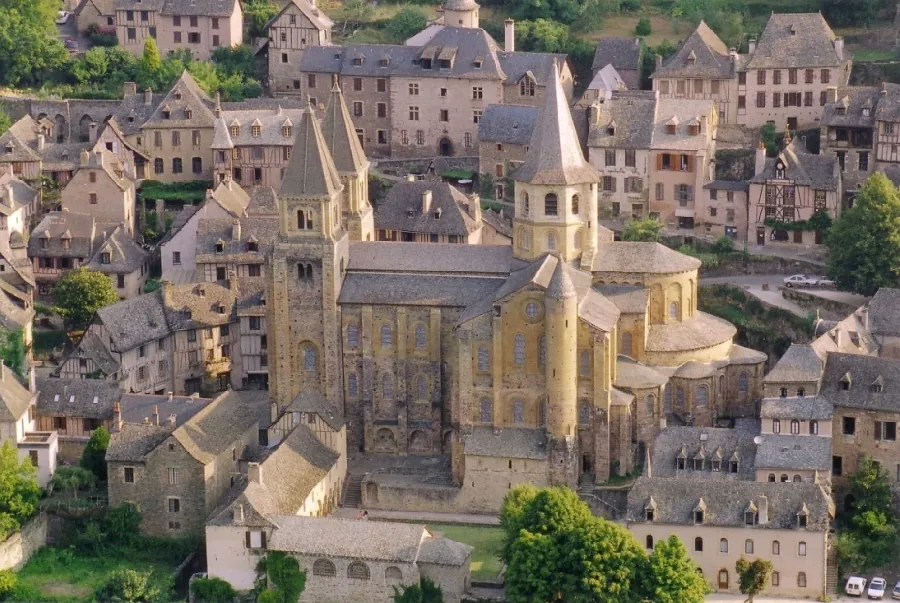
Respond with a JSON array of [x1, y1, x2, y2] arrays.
[[707, 594, 861, 602], [701, 275, 867, 319]]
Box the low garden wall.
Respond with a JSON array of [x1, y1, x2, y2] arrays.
[[0, 514, 47, 571]]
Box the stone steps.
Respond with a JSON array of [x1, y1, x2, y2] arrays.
[[342, 473, 364, 508]]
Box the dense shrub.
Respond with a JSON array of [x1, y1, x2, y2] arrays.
[[191, 576, 236, 603], [95, 569, 159, 602]]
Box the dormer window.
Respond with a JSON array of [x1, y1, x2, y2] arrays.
[[835, 106, 846, 115], [730, 460, 739, 473], [162, 109, 171, 120], [282, 126, 292, 138], [645, 509, 654, 521], [745, 511, 758, 525], [474, 57, 483, 69], [797, 507, 809, 528], [666, 123, 676, 135], [694, 510, 704, 523], [434, 208, 443, 219], [688, 123, 700, 136], [174, 91, 182, 100], [871, 376, 884, 393], [379, 57, 390, 67], [711, 459, 721, 472], [841, 373, 851, 391], [797, 387, 805, 397], [251, 125, 261, 137], [693, 458, 703, 470], [780, 387, 788, 398], [215, 240, 224, 253], [230, 125, 240, 137], [101, 252, 111, 264], [353, 56, 364, 66], [62, 238, 71, 250], [248, 241, 258, 252], [775, 161, 785, 179], [439, 59, 451, 69], [217, 303, 226, 314], [676, 457, 685, 470], [863, 107, 870, 116]]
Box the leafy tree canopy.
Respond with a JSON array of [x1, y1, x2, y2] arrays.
[[50, 466, 96, 500], [826, 172, 900, 295], [0, 110, 11, 136], [52, 267, 121, 330], [736, 556, 773, 602], [95, 569, 159, 602], [645, 536, 708, 603], [80, 426, 110, 480], [0, 5, 68, 87], [393, 577, 444, 603], [386, 7, 427, 43], [622, 218, 662, 242], [0, 441, 40, 538]]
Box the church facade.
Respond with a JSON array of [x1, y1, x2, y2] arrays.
[[264, 64, 767, 513]]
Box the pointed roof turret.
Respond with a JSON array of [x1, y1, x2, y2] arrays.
[[322, 82, 369, 174], [546, 259, 576, 300], [279, 108, 343, 198], [514, 62, 599, 186]]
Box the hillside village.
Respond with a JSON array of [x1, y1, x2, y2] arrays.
[[0, 0, 899, 601]]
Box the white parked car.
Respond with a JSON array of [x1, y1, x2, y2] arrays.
[[56, 10, 71, 24], [891, 580, 900, 600], [783, 274, 819, 287], [869, 577, 887, 599], [846, 576, 867, 597]]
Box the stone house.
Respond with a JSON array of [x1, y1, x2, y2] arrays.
[[60, 149, 136, 236], [820, 86, 879, 197], [262, 0, 333, 97], [373, 179, 484, 244], [28, 212, 100, 299], [587, 90, 657, 222], [115, 0, 243, 61], [591, 37, 643, 91], [0, 174, 37, 251], [699, 180, 748, 241], [74, 0, 116, 34], [0, 366, 57, 487], [160, 177, 250, 282], [105, 389, 265, 537], [581, 64, 626, 105], [872, 83, 900, 172], [0, 117, 44, 182], [477, 104, 538, 201], [83, 226, 151, 299], [35, 377, 123, 461], [748, 133, 840, 247], [647, 98, 718, 233], [757, 395, 833, 484]]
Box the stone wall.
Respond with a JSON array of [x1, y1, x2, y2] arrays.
[[0, 515, 47, 571], [699, 254, 826, 279], [781, 287, 865, 318]]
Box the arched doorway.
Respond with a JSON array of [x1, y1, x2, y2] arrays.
[[717, 569, 729, 589], [438, 137, 453, 157], [582, 453, 592, 473]]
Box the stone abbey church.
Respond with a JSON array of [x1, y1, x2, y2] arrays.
[[266, 66, 767, 512]]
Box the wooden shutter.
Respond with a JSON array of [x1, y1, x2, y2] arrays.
[[656, 154, 663, 170], [261, 531, 267, 549], [245, 530, 251, 549], [611, 177, 617, 193]]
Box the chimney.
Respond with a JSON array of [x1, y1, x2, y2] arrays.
[[80, 149, 90, 166], [826, 86, 838, 105], [655, 54, 662, 70], [168, 391, 174, 401], [2, 184, 13, 207], [757, 495, 769, 525], [700, 114, 708, 134], [406, 174, 416, 182], [748, 38, 757, 54], [215, 92, 222, 118], [144, 87, 153, 105], [231, 220, 241, 240], [754, 140, 766, 176], [112, 401, 122, 432], [234, 504, 244, 522], [123, 82, 137, 97], [94, 150, 104, 168], [89, 122, 98, 144], [151, 405, 159, 426], [28, 366, 35, 394], [270, 401, 278, 424], [834, 37, 844, 60], [467, 193, 482, 223], [504, 19, 515, 53], [228, 270, 238, 292], [36, 134, 45, 152], [248, 462, 262, 485], [421, 190, 433, 214]]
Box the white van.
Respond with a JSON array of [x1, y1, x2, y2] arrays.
[[846, 576, 867, 597]]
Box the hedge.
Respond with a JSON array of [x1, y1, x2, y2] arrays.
[[138, 180, 214, 203]]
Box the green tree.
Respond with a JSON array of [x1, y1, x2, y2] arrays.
[[80, 426, 110, 480], [211, 45, 257, 78], [642, 535, 707, 603], [386, 7, 427, 43], [243, 0, 278, 39], [635, 17, 651, 36], [0, 569, 16, 599], [139, 37, 162, 85], [0, 441, 40, 538], [95, 569, 159, 603], [393, 577, 443, 603], [264, 551, 306, 603], [191, 576, 237, 603], [0, 6, 68, 87], [0, 328, 26, 379], [826, 173, 900, 295], [735, 556, 773, 603], [622, 218, 662, 242], [72, 47, 111, 85], [0, 110, 10, 136], [50, 466, 96, 500], [837, 456, 900, 570], [52, 267, 120, 330]]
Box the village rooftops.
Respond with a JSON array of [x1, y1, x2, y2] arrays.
[[743, 12, 845, 70], [652, 21, 734, 80], [750, 137, 839, 191], [866, 287, 900, 336], [819, 352, 900, 412], [822, 86, 880, 128], [374, 180, 479, 238], [477, 104, 538, 146], [588, 91, 657, 149], [591, 37, 642, 73], [0, 364, 34, 423], [764, 344, 825, 384], [36, 377, 121, 420]]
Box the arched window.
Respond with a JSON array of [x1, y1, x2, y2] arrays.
[[297, 210, 305, 229], [521, 191, 530, 217], [668, 301, 679, 319], [645, 535, 653, 549], [579, 350, 591, 377], [773, 419, 781, 433], [574, 229, 583, 249], [694, 537, 703, 552], [544, 193, 558, 216], [415, 324, 426, 349], [347, 323, 359, 348], [525, 302, 540, 319], [477, 346, 489, 372], [313, 559, 336, 577], [347, 561, 370, 580], [718, 375, 725, 395], [539, 336, 546, 367], [772, 540, 780, 555], [809, 420, 818, 435], [664, 385, 672, 413], [696, 385, 708, 407], [571, 194, 579, 214], [791, 419, 800, 434], [719, 538, 728, 553], [348, 373, 358, 398], [745, 539, 754, 554], [513, 399, 525, 424], [781, 474, 788, 482], [738, 373, 749, 394], [416, 375, 427, 400], [797, 572, 807, 588], [381, 324, 392, 347], [546, 232, 557, 251], [306, 264, 313, 280], [385, 566, 402, 583], [645, 394, 655, 415], [382, 374, 393, 399], [797, 387, 805, 397], [768, 473, 776, 482], [798, 541, 807, 556], [514, 334, 525, 366], [304, 345, 316, 372], [675, 387, 685, 410], [578, 400, 590, 425], [793, 474, 802, 483], [480, 399, 492, 423], [621, 332, 633, 356]]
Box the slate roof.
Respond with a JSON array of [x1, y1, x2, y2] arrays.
[[744, 13, 843, 70], [194, 217, 278, 265], [374, 180, 478, 237], [592, 37, 642, 72], [646, 312, 737, 353], [514, 63, 600, 186], [0, 117, 42, 164], [480, 209, 512, 238], [704, 180, 748, 191], [119, 392, 213, 426], [162, 281, 237, 330], [106, 422, 173, 462], [596, 284, 648, 314], [36, 377, 121, 419], [142, 71, 216, 129], [212, 108, 306, 149], [41, 142, 92, 172], [627, 476, 833, 530], [764, 344, 824, 384], [0, 288, 33, 332], [287, 390, 344, 431], [593, 242, 700, 274], [96, 289, 169, 352], [172, 390, 267, 464], [478, 104, 538, 145], [755, 434, 832, 471], [652, 21, 734, 80], [85, 226, 149, 275], [347, 242, 515, 275], [819, 352, 900, 413], [0, 365, 33, 422], [56, 330, 119, 376], [614, 357, 669, 390], [588, 91, 657, 149], [279, 109, 342, 199], [0, 173, 36, 216], [115, 0, 237, 16], [810, 308, 877, 357], [339, 273, 503, 308], [112, 91, 166, 137], [497, 51, 568, 88], [650, 424, 758, 479], [822, 86, 880, 128], [464, 426, 547, 460], [28, 212, 97, 259], [417, 537, 473, 567], [874, 83, 900, 122], [75, 0, 116, 15], [749, 138, 839, 191], [268, 516, 427, 562], [650, 98, 716, 151], [262, 0, 333, 31], [322, 83, 369, 174], [867, 288, 900, 336], [587, 64, 625, 93], [234, 277, 267, 317]]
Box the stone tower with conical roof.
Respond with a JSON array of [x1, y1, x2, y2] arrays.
[[322, 82, 374, 242], [267, 107, 347, 410], [442, 0, 480, 28], [512, 62, 600, 269]]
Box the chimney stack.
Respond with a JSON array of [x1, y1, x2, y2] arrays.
[[235, 504, 244, 522], [167, 414, 176, 426], [231, 220, 241, 241], [421, 190, 433, 214], [37, 134, 45, 152], [834, 37, 844, 60], [215, 92, 222, 118], [144, 88, 153, 105], [754, 140, 766, 176], [228, 270, 238, 292], [757, 495, 769, 525], [2, 184, 13, 207], [168, 391, 174, 401], [151, 405, 159, 426], [89, 122, 98, 144], [468, 193, 482, 222], [112, 401, 122, 432], [80, 149, 91, 166], [248, 462, 262, 485], [406, 174, 416, 182], [826, 86, 838, 105], [504, 19, 515, 53], [749, 38, 757, 54], [124, 82, 137, 98]]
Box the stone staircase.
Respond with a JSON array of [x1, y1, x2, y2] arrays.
[[825, 538, 839, 596], [342, 473, 365, 508]]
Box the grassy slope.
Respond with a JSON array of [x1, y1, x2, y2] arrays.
[[427, 523, 505, 580]]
